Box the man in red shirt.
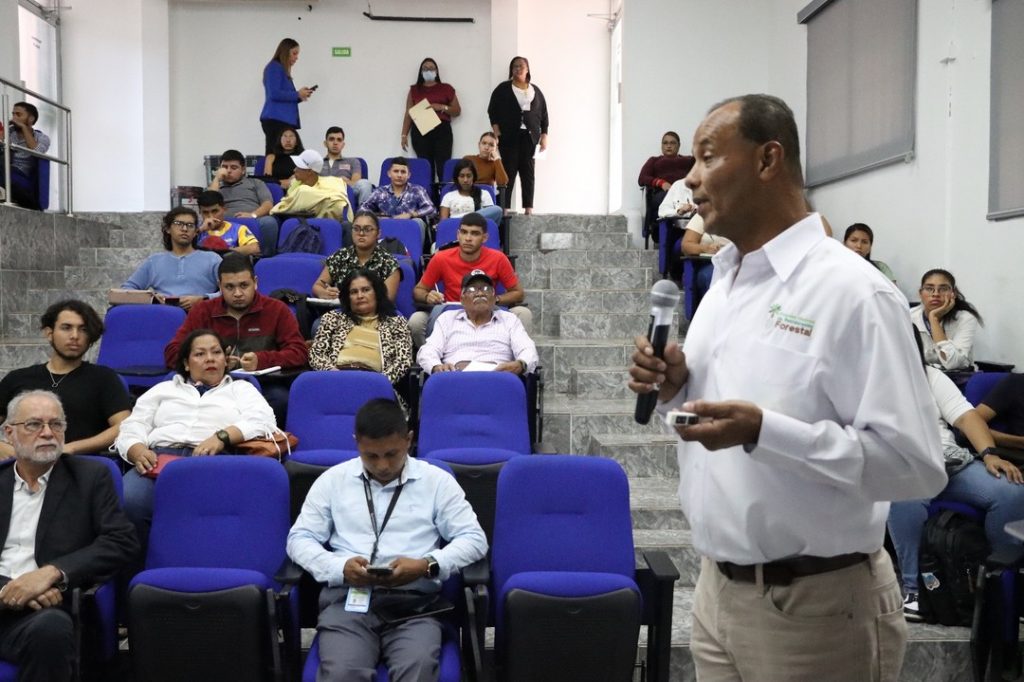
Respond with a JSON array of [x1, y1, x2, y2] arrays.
[[163, 255, 308, 425], [409, 212, 531, 346]]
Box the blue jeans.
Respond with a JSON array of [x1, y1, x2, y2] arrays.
[[887, 460, 1024, 592], [257, 216, 281, 257]]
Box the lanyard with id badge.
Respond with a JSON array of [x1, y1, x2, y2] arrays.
[[346, 475, 405, 613]]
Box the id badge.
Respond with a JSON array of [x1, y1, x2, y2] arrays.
[[345, 586, 372, 613]]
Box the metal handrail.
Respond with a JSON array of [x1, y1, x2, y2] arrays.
[[1, 74, 73, 212]]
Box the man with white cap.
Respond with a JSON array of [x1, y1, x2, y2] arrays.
[[270, 149, 353, 222]]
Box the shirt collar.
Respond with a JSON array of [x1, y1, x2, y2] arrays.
[[455, 308, 497, 325], [351, 456, 424, 486], [714, 213, 825, 284], [13, 461, 53, 493]]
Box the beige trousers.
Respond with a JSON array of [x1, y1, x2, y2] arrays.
[[690, 550, 907, 682]]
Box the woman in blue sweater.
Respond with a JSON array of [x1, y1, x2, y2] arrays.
[[260, 38, 315, 154]]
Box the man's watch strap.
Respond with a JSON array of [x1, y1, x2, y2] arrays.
[[425, 555, 440, 578], [979, 447, 1000, 460], [55, 568, 68, 592], [216, 429, 232, 448]]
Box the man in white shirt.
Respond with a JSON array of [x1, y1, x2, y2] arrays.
[[417, 271, 538, 375], [0, 390, 138, 681], [628, 94, 947, 681], [287, 399, 486, 681]]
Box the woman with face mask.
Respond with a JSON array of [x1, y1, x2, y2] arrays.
[[401, 58, 461, 184]]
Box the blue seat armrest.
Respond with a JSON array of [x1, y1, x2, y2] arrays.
[[986, 545, 1024, 570], [462, 557, 490, 587]]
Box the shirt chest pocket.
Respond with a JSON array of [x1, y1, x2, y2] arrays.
[[719, 339, 819, 416]]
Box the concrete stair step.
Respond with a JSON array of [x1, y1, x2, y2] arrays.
[[507, 214, 628, 252], [589, 432, 680, 478], [559, 311, 675, 340], [65, 265, 141, 291], [530, 289, 649, 337], [544, 395, 665, 454], [568, 366, 631, 400], [534, 337, 633, 394], [75, 246, 152, 269], [548, 266, 655, 291], [0, 337, 53, 372], [513, 248, 653, 271], [537, 232, 633, 251], [628, 477, 687, 530], [107, 227, 164, 249]]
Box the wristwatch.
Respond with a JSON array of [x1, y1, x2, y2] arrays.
[[216, 429, 232, 448], [55, 568, 68, 593], [424, 555, 440, 579], [978, 447, 999, 460]]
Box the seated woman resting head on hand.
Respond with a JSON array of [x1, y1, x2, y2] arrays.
[[115, 329, 278, 545], [911, 268, 983, 371]]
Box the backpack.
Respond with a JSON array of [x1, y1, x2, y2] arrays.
[[278, 217, 322, 255], [917, 508, 990, 626], [379, 236, 410, 259]]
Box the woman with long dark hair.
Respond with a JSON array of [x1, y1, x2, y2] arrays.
[[439, 159, 502, 223], [260, 38, 314, 154], [487, 56, 549, 214], [400, 57, 461, 183], [911, 268, 983, 370], [843, 223, 896, 284], [263, 127, 305, 187]]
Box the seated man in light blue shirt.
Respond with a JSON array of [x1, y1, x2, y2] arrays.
[[287, 399, 487, 682], [120, 207, 222, 311]]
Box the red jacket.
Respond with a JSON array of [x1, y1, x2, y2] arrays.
[[164, 293, 308, 370]]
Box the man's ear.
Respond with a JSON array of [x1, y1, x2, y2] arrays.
[[758, 141, 786, 180]]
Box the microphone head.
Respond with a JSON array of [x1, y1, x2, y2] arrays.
[[649, 279, 681, 310]]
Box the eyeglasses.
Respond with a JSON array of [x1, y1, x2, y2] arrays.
[[9, 419, 67, 434], [351, 226, 377, 234], [464, 285, 493, 294], [920, 285, 953, 295], [171, 221, 197, 230]]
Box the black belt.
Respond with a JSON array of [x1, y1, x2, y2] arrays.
[[716, 552, 868, 586]]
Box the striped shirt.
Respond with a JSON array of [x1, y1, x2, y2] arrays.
[[417, 308, 538, 374]]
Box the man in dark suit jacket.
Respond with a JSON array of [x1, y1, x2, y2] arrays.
[[0, 389, 139, 681]]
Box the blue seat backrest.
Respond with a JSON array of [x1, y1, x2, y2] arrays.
[[266, 181, 285, 204], [354, 157, 368, 178], [440, 159, 460, 184], [379, 218, 424, 265], [79, 455, 125, 501], [278, 218, 344, 256], [435, 218, 500, 251], [255, 253, 324, 297], [492, 456, 636, 592], [286, 371, 395, 450], [96, 306, 187, 369], [438, 183, 497, 205], [965, 371, 1011, 432], [379, 157, 433, 189], [147, 457, 289, 576], [227, 216, 262, 243], [396, 260, 417, 318], [252, 156, 267, 177], [418, 373, 530, 455]]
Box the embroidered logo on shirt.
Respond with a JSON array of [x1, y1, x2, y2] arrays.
[[768, 304, 815, 338]]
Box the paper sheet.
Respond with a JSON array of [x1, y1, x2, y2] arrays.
[[409, 98, 442, 136], [461, 361, 498, 372]]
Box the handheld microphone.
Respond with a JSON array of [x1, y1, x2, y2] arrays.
[[634, 279, 681, 424]]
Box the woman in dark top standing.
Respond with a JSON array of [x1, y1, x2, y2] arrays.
[[401, 57, 461, 184], [488, 56, 549, 215], [260, 38, 314, 154]]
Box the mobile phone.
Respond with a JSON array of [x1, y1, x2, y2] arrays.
[[310, 84, 319, 91], [366, 565, 393, 577], [163, 297, 180, 306], [665, 410, 699, 427]]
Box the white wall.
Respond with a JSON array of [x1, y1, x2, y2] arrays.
[[62, 0, 171, 211], [168, 1, 494, 189], [0, 0, 19, 87]]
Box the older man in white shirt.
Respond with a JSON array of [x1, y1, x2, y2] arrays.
[[417, 271, 538, 376], [629, 95, 947, 682]]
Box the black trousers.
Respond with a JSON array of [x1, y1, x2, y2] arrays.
[[0, 607, 74, 681], [499, 129, 537, 209], [410, 120, 453, 185], [261, 118, 294, 155]]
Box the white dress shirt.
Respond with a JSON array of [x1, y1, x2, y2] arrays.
[[286, 457, 487, 589], [910, 305, 978, 371], [114, 374, 277, 461], [0, 464, 52, 579], [659, 214, 947, 564], [417, 308, 539, 375]]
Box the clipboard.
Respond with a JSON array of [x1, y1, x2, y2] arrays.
[[409, 99, 442, 136]]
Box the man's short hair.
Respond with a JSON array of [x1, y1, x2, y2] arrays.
[[217, 253, 255, 280], [220, 149, 246, 165], [354, 399, 409, 440], [161, 207, 200, 251], [197, 190, 225, 208], [710, 94, 804, 184], [459, 212, 487, 231], [3, 390, 64, 429], [389, 156, 410, 170], [325, 126, 344, 139], [13, 102, 39, 125], [40, 299, 105, 345]]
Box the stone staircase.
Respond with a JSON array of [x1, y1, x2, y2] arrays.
[[508, 213, 974, 682]]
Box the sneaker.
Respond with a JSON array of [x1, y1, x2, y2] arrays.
[[903, 592, 923, 622], [0, 186, 6, 202]]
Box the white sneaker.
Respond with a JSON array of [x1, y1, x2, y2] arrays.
[[0, 186, 7, 202], [903, 592, 923, 622]]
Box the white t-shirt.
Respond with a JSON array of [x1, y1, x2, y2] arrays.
[[440, 190, 495, 218], [926, 365, 974, 456]]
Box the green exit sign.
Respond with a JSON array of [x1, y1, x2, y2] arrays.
[[332, 47, 351, 57]]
